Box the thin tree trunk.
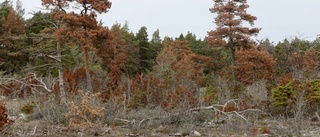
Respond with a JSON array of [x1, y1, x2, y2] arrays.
[[84, 47, 93, 92], [230, 44, 237, 94], [125, 76, 131, 112], [57, 42, 66, 104], [230, 49, 236, 83]]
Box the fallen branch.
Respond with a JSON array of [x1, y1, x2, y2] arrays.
[[114, 118, 135, 126], [138, 118, 149, 128], [126, 133, 139, 137], [189, 99, 266, 124], [29, 73, 52, 93], [0, 73, 52, 94], [315, 112, 320, 122], [32, 125, 37, 135], [229, 111, 248, 123]]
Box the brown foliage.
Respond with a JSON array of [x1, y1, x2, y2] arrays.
[[0, 5, 26, 71], [208, 0, 260, 87], [126, 74, 164, 109], [0, 74, 44, 98], [41, 0, 112, 92], [63, 68, 78, 93], [301, 49, 320, 72], [0, 102, 13, 131], [261, 125, 269, 134], [235, 48, 275, 85], [162, 85, 199, 112], [286, 48, 320, 79], [169, 40, 212, 81], [218, 99, 252, 113], [52, 67, 102, 102], [99, 72, 121, 101], [287, 52, 304, 71], [154, 40, 211, 111], [278, 73, 293, 86], [41, 0, 112, 47], [251, 125, 269, 135], [0, 6, 25, 35], [61, 67, 100, 93], [65, 92, 104, 128], [101, 73, 165, 111], [96, 24, 127, 77], [41, 0, 112, 14], [251, 126, 259, 135], [208, 0, 260, 50]]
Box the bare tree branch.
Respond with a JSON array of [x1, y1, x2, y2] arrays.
[[0, 73, 52, 93], [189, 99, 267, 124]]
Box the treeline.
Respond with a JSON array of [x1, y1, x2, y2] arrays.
[[0, 0, 320, 115]]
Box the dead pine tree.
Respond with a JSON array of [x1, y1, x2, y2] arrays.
[[208, 0, 261, 93]]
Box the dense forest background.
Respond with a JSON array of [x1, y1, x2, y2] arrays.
[[0, 0, 320, 136]]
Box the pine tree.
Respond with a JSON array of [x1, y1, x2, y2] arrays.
[[149, 29, 163, 67], [41, 0, 112, 92], [15, 0, 24, 17], [121, 22, 139, 76], [136, 26, 151, 73], [0, 1, 27, 74], [208, 0, 260, 86]]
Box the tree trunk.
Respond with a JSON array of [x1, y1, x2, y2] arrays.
[[57, 42, 66, 104], [84, 47, 93, 92], [230, 48, 236, 84], [230, 43, 238, 94]]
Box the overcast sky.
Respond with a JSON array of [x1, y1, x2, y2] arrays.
[[20, 0, 320, 43]]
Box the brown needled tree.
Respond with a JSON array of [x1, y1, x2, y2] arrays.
[[0, 1, 26, 74], [41, 0, 112, 92], [208, 0, 261, 88]]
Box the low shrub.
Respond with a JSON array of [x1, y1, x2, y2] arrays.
[[0, 102, 13, 132], [28, 97, 68, 125], [65, 92, 105, 128], [20, 101, 35, 114]]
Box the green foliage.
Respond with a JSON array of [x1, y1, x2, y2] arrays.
[[28, 42, 79, 76], [136, 26, 152, 73], [271, 82, 295, 107], [257, 38, 275, 54], [127, 88, 147, 110], [308, 78, 320, 100], [0, 1, 28, 74], [204, 85, 217, 105], [200, 73, 215, 87], [25, 11, 52, 34], [20, 101, 36, 114], [0, 0, 11, 20], [149, 29, 163, 67], [181, 32, 211, 57], [272, 78, 320, 114], [197, 110, 211, 123], [272, 37, 318, 81], [116, 22, 139, 76], [15, 0, 24, 17]]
